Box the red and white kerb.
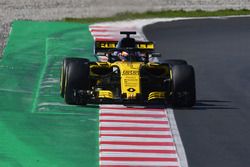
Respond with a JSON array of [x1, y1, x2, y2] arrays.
[[89, 24, 186, 167], [99, 105, 181, 167], [89, 25, 144, 42]]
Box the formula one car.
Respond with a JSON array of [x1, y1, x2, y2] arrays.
[[60, 32, 196, 107]]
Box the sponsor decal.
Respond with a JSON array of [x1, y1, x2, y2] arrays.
[[100, 42, 116, 48], [122, 70, 139, 75], [137, 43, 154, 49]]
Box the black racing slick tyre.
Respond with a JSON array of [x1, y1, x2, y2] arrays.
[[60, 57, 89, 97], [171, 64, 196, 107], [64, 59, 90, 105], [164, 59, 188, 66]]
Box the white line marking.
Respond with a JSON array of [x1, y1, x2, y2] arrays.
[[100, 116, 168, 121], [100, 161, 179, 166], [100, 152, 178, 158], [100, 122, 169, 128], [100, 104, 128, 108], [100, 109, 165, 115], [100, 144, 176, 151], [100, 136, 174, 142], [100, 130, 172, 135], [167, 109, 189, 167]]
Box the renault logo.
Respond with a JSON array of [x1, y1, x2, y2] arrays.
[[127, 88, 135, 92]]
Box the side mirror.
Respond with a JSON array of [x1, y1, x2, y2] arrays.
[[151, 52, 161, 57]]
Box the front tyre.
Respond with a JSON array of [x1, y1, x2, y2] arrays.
[[171, 64, 196, 107], [60, 58, 89, 97], [64, 59, 90, 105]]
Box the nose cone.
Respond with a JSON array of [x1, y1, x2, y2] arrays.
[[119, 62, 142, 99]]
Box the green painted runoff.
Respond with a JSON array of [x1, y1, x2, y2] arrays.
[[0, 21, 99, 167]]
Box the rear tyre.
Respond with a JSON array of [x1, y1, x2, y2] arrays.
[[164, 59, 188, 66], [60, 58, 89, 97], [64, 59, 90, 105], [171, 64, 196, 107]]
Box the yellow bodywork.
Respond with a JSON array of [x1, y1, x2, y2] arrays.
[[114, 62, 142, 99], [91, 61, 169, 101], [98, 90, 113, 99], [148, 91, 165, 100]]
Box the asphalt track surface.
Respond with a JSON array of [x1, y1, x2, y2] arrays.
[[144, 17, 250, 167]]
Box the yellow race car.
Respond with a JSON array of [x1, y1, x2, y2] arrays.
[[60, 32, 196, 107]]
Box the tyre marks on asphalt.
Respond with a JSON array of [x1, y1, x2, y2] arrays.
[[99, 105, 180, 167]]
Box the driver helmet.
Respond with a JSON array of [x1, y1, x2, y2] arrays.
[[118, 51, 129, 61]]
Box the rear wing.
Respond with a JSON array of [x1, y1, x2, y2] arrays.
[[95, 41, 118, 54], [95, 41, 155, 54], [136, 41, 155, 51]]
